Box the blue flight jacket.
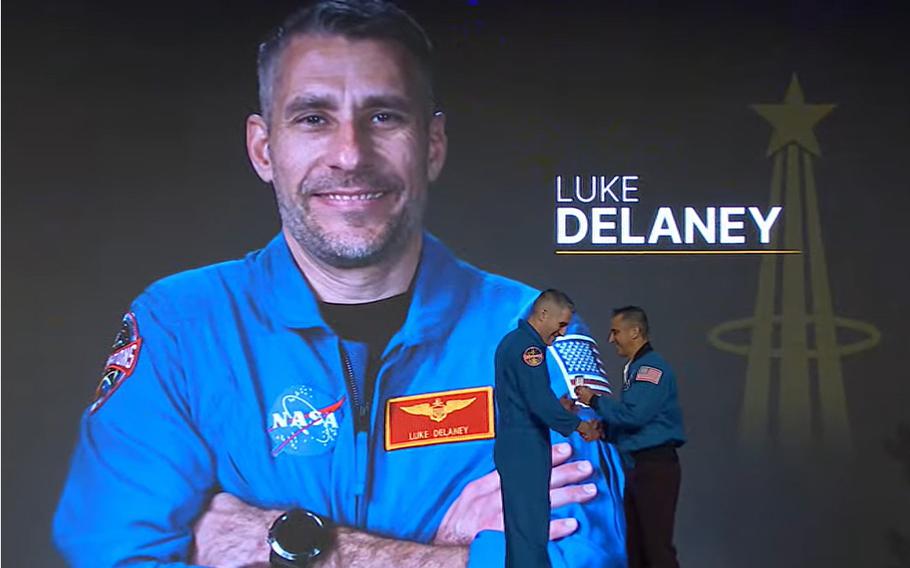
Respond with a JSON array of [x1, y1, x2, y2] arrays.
[[494, 320, 581, 437], [591, 344, 686, 462], [53, 233, 626, 568]]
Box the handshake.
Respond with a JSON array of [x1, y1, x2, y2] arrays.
[[560, 393, 603, 442], [575, 419, 603, 442]]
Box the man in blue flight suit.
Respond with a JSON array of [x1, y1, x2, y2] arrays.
[[575, 306, 686, 568], [494, 289, 601, 568], [52, 2, 626, 567]]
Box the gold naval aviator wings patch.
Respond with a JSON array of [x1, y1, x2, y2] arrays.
[[399, 397, 477, 423]]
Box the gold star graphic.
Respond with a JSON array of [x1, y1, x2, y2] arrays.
[[751, 74, 836, 157]]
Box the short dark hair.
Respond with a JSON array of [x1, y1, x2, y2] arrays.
[[533, 289, 576, 314], [613, 306, 649, 337], [257, 0, 435, 122]]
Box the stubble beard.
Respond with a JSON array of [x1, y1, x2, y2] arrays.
[[277, 170, 425, 269]]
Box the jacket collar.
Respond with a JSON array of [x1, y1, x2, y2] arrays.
[[518, 318, 546, 347], [630, 341, 653, 364], [256, 232, 468, 346]]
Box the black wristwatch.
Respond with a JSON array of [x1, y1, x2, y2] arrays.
[[267, 509, 334, 567]]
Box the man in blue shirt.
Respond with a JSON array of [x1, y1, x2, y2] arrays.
[[53, 2, 626, 567], [576, 306, 686, 568]]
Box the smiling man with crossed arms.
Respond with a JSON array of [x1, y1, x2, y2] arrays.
[[53, 2, 626, 566]]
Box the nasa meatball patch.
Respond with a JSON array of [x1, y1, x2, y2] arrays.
[[267, 385, 346, 457], [90, 312, 143, 414], [522, 346, 544, 367]]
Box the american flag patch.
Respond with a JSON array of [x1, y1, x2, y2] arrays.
[[550, 334, 612, 398], [635, 366, 663, 384]]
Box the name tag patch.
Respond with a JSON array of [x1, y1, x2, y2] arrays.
[[385, 387, 495, 451]]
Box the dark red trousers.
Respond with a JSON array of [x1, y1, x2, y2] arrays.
[[624, 448, 681, 568]]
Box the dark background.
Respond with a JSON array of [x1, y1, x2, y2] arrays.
[[4, 1, 909, 566]]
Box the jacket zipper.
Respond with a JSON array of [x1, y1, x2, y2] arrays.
[[340, 348, 367, 426], [339, 344, 369, 526]]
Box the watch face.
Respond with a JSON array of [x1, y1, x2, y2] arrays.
[[270, 509, 329, 561]]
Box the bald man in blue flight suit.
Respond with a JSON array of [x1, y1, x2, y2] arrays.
[[576, 306, 686, 568], [494, 289, 601, 568], [52, 2, 626, 567]]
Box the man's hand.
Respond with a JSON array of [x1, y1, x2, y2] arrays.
[[587, 419, 604, 441], [559, 394, 578, 413], [194, 444, 599, 565], [433, 442, 598, 545], [191, 492, 283, 567], [576, 420, 603, 442], [193, 495, 469, 568], [576, 420, 594, 441], [574, 385, 596, 406]]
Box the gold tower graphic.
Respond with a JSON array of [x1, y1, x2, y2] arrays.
[[708, 75, 880, 453]]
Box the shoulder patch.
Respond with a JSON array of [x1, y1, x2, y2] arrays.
[[90, 312, 143, 414], [522, 346, 544, 367], [635, 365, 663, 385]]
